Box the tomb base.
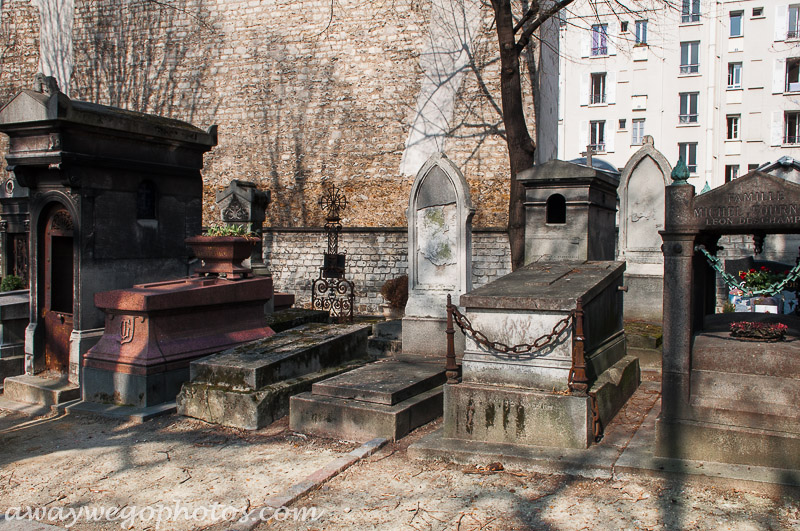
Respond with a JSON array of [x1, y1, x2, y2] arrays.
[[289, 358, 446, 442], [655, 417, 800, 470], [401, 316, 464, 357], [444, 354, 639, 449], [177, 323, 371, 430], [83, 276, 275, 408]]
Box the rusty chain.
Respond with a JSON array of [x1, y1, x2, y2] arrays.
[[447, 302, 573, 355]]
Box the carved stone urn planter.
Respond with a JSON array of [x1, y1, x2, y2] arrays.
[[186, 236, 256, 279]]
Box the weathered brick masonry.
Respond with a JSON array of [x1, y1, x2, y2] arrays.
[[265, 228, 511, 313], [1, 0, 536, 311]]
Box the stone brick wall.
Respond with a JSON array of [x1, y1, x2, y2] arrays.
[[264, 227, 510, 314], [63, 0, 527, 230], [0, 0, 41, 176]]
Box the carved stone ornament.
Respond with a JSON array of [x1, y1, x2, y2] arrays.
[[51, 210, 74, 232], [222, 195, 248, 222]]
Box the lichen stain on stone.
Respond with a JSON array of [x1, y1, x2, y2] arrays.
[[516, 404, 525, 436], [502, 399, 510, 430], [485, 402, 496, 428], [418, 204, 457, 267], [465, 398, 475, 434]]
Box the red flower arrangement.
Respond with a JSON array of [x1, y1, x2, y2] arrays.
[[730, 321, 788, 342], [738, 266, 788, 292]]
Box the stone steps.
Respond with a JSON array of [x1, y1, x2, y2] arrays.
[[624, 321, 663, 380], [4, 374, 80, 406], [367, 319, 403, 358], [290, 358, 446, 442], [177, 322, 372, 430]]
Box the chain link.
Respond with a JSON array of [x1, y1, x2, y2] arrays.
[[696, 245, 800, 296], [448, 303, 573, 355]]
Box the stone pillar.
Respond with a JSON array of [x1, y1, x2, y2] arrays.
[[656, 177, 699, 454]]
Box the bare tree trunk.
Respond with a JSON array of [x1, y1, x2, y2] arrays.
[[491, 0, 535, 271]]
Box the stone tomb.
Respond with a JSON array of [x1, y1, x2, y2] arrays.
[[178, 322, 371, 430], [657, 169, 800, 469], [617, 137, 671, 322], [403, 153, 473, 356], [83, 276, 275, 408], [0, 79, 216, 399], [443, 261, 640, 449], [518, 159, 618, 264]]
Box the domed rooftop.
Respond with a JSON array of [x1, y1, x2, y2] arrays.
[[568, 157, 620, 177]]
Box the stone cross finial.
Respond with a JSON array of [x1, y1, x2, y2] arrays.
[[581, 145, 594, 167]]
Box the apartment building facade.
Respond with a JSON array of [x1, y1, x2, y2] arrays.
[[557, 0, 800, 189]]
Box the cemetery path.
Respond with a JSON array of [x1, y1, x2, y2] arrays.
[[0, 383, 797, 530], [0, 410, 357, 531]]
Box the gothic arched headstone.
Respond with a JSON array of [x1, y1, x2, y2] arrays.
[[403, 153, 473, 356]]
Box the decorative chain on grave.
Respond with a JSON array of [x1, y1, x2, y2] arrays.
[[447, 302, 574, 355], [695, 245, 800, 296]]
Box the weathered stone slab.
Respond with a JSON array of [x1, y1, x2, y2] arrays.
[[311, 359, 445, 405], [4, 374, 79, 406], [177, 361, 365, 431], [289, 386, 443, 442], [189, 323, 371, 391], [443, 382, 593, 449]]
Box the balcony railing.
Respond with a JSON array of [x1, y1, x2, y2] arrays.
[[588, 143, 605, 152], [680, 64, 699, 74], [589, 93, 606, 104], [591, 46, 608, 56], [787, 81, 800, 92], [681, 14, 700, 23], [679, 114, 699, 124], [788, 29, 800, 39], [785, 135, 800, 145]]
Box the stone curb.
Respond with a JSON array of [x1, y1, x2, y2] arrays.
[[228, 437, 387, 531]]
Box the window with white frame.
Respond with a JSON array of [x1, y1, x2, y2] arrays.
[[679, 92, 699, 123], [592, 24, 608, 55], [590, 73, 606, 103], [631, 119, 645, 145], [790, 5, 800, 39], [786, 112, 800, 144], [590, 120, 606, 151], [680, 41, 699, 74], [678, 142, 698, 173], [728, 62, 742, 89], [635, 20, 648, 44], [725, 165, 740, 182], [730, 11, 743, 37], [619, 118, 627, 129], [727, 115, 740, 139], [682, 0, 700, 23], [787, 58, 800, 92]]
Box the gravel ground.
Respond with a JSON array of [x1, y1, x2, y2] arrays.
[[262, 419, 800, 531], [0, 410, 355, 530], [0, 399, 798, 531]]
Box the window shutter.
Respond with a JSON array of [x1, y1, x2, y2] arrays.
[[771, 111, 783, 146], [773, 58, 786, 94], [581, 30, 590, 57], [607, 72, 616, 104], [606, 121, 616, 152], [775, 5, 788, 41], [580, 121, 589, 150], [580, 75, 589, 106], [608, 26, 617, 55]]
